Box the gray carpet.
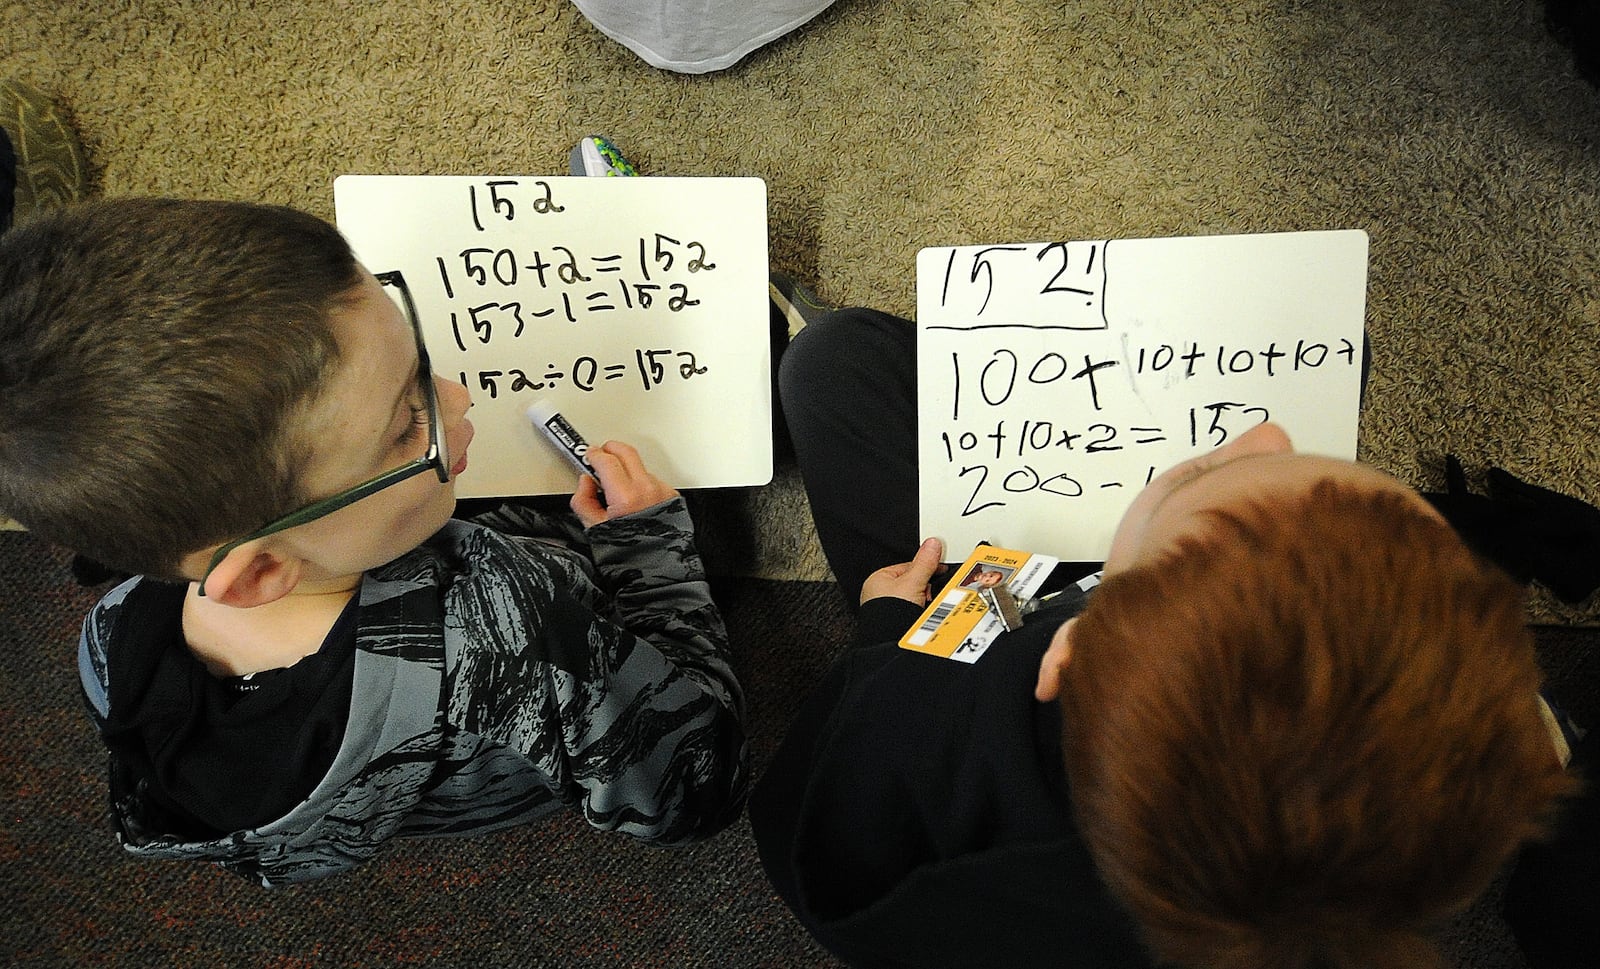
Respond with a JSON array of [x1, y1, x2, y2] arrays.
[[3, 529, 1598, 968]]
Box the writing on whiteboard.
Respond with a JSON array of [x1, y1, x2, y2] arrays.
[[428, 182, 720, 400], [930, 240, 1108, 329], [435, 234, 717, 344], [931, 339, 1358, 519]]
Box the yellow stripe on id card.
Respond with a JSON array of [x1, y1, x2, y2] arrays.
[[898, 545, 1058, 663]]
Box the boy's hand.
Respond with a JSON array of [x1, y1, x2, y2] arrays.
[[861, 538, 945, 607], [571, 440, 679, 527]]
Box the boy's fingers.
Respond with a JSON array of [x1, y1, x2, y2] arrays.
[[575, 440, 676, 521], [597, 439, 642, 464], [574, 470, 600, 501], [584, 446, 638, 497], [570, 473, 606, 526], [586, 441, 646, 489], [590, 440, 645, 481], [583, 444, 620, 478], [908, 537, 944, 581]]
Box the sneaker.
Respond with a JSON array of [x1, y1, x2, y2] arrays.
[[569, 136, 640, 177], [0, 79, 87, 230], [769, 273, 836, 338]]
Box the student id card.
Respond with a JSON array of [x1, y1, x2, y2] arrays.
[[898, 545, 1059, 664]]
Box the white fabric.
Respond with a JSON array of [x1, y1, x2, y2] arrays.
[[571, 0, 837, 73]]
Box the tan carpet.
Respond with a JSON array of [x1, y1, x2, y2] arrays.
[[5, 0, 1599, 618]]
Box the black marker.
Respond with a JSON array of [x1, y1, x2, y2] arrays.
[[526, 400, 603, 494]]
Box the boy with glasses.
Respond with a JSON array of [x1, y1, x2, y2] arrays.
[[0, 198, 747, 885]]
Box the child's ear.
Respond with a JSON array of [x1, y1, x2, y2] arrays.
[[198, 545, 305, 607], [1034, 617, 1077, 702]]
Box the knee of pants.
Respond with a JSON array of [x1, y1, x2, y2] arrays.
[[779, 307, 915, 410]]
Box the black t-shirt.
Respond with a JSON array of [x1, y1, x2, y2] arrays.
[[99, 580, 358, 838], [750, 588, 1150, 969]]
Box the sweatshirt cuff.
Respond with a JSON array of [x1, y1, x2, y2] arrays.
[[855, 596, 927, 647]]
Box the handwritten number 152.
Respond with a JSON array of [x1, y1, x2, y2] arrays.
[[939, 243, 1100, 315], [469, 180, 565, 231]]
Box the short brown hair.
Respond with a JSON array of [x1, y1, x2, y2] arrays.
[[0, 198, 361, 578], [1061, 480, 1574, 969]]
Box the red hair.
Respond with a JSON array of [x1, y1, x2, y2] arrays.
[[1061, 480, 1575, 969]]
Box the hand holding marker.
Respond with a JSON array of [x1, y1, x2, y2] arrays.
[[527, 401, 681, 526]]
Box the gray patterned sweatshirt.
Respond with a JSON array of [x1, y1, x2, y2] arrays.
[[78, 497, 748, 886]]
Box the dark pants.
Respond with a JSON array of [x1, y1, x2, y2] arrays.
[[1503, 728, 1600, 968], [779, 308, 922, 606]]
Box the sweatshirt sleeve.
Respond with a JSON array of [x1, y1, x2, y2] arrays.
[[442, 496, 748, 845], [77, 579, 135, 731], [855, 595, 926, 647], [580, 495, 748, 841]]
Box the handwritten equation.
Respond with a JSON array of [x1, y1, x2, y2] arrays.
[[334, 174, 772, 498], [916, 231, 1370, 560], [942, 338, 1359, 420], [935, 404, 1276, 518], [437, 183, 719, 345], [458, 347, 709, 399]]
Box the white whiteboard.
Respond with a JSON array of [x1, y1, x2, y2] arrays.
[[916, 230, 1368, 561], [334, 175, 772, 497]]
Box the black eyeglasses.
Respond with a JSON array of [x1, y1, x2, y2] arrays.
[[197, 271, 448, 595]]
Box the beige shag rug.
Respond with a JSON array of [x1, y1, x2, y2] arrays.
[[5, 0, 1599, 620]]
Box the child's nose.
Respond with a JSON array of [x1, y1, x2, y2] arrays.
[[435, 374, 472, 421]]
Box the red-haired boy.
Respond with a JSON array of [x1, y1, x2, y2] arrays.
[[751, 306, 1574, 969]]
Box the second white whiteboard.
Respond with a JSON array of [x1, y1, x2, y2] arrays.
[[916, 229, 1369, 561]]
